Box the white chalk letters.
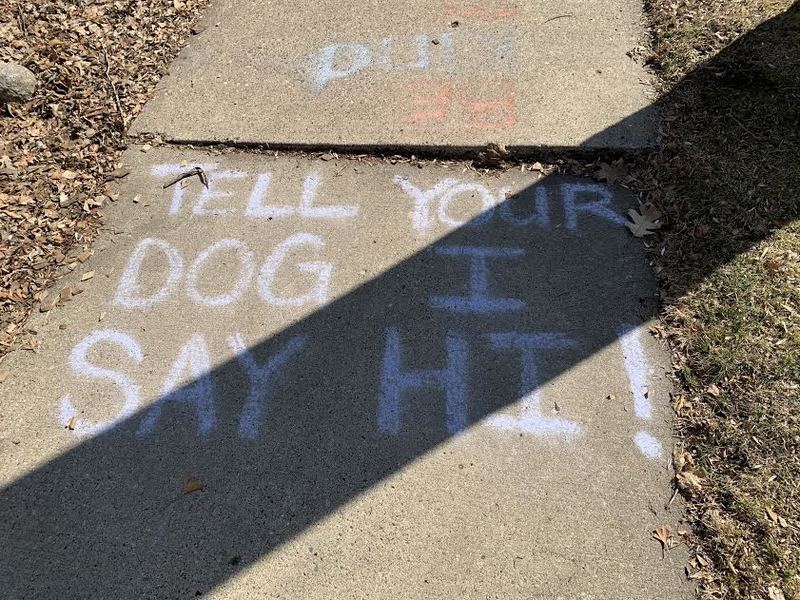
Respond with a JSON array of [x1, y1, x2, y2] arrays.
[[115, 234, 332, 309], [377, 327, 469, 435]]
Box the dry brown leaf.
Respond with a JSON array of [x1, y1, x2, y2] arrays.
[[60, 286, 75, 301], [183, 476, 204, 494], [626, 202, 663, 237], [652, 526, 672, 558], [81, 271, 95, 281], [66, 415, 77, 431], [594, 158, 629, 185], [765, 506, 780, 524], [39, 295, 58, 312], [767, 586, 786, 600], [707, 383, 721, 397], [474, 142, 510, 169], [672, 393, 689, 414], [677, 470, 703, 493], [606, 393, 616, 401]]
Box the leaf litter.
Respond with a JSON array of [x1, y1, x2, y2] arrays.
[[0, 0, 210, 357]]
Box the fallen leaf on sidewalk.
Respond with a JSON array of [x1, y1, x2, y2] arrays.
[[626, 202, 663, 237], [39, 295, 58, 312], [652, 526, 672, 558], [594, 158, 629, 185], [474, 143, 510, 169], [183, 477, 204, 494], [81, 271, 95, 281]]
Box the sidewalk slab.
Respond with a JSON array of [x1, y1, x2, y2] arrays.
[[0, 148, 687, 599], [131, 0, 656, 150]]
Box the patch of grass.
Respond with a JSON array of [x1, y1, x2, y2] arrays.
[[641, 1, 800, 598]]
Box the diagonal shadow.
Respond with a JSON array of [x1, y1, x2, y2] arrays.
[[1, 167, 660, 597], [1, 5, 798, 598]]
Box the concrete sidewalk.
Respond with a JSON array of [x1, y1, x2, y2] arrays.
[[131, 0, 656, 150], [0, 148, 689, 599]]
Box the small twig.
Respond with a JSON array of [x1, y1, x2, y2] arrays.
[[542, 13, 574, 25], [101, 48, 126, 130], [16, 5, 27, 36], [666, 487, 679, 509], [729, 113, 758, 139], [163, 166, 209, 189]]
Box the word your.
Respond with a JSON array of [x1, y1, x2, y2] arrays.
[[402, 80, 517, 129], [394, 176, 626, 233], [310, 29, 515, 90], [115, 234, 332, 309]]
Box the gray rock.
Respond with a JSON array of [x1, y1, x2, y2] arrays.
[[0, 62, 37, 103]]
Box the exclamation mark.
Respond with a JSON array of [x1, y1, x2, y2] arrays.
[[618, 324, 664, 460]]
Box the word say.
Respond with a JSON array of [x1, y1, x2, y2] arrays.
[[151, 164, 360, 220], [59, 329, 307, 439], [402, 80, 517, 129], [115, 234, 332, 310], [310, 29, 515, 90], [394, 176, 626, 233]]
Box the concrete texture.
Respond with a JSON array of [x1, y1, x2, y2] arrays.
[[131, 0, 656, 150], [0, 148, 688, 599]]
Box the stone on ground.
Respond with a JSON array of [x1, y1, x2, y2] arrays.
[[0, 62, 36, 103]]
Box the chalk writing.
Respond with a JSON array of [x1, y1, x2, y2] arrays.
[[114, 234, 333, 310], [151, 166, 360, 220], [562, 182, 626, 232], [309, 29, 515, 90], [137, 333, 215, 436], [194, 170, 246, 216], [429, 245, 526, 314], [402, 80, 518, 129], [55, 164, 664, 461], [619, 324, 664, 460], [61, 329, 308, 439], [377, 327, 468, 435], [229, 333, 308, 439], [186, 239, 255, 307], [58, 329, 143, 436], [257, 233, 332, 307], [394, 176, 624, 233], [482, 333, 581, 438]]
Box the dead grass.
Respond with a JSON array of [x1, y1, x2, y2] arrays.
[[641, 1, 800, 597]]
